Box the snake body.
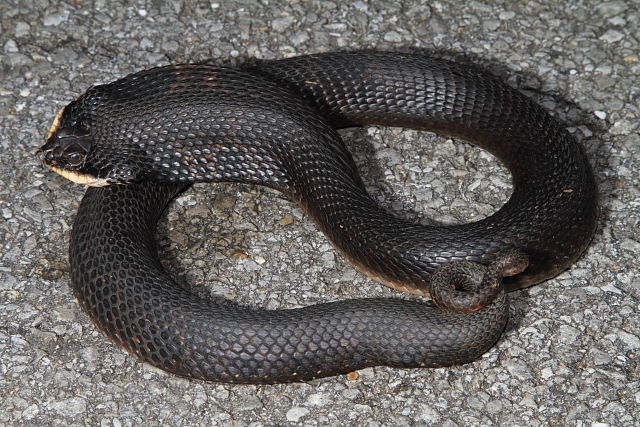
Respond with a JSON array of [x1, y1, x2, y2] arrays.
[[38, 52, 598, 383]]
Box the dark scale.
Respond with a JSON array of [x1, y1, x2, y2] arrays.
[[37, 51, 598, 383]]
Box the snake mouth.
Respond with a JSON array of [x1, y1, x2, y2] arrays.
[[44, 164, 111, 187], [39, 105, 105, 186]]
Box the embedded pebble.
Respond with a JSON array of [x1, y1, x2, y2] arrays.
[[615, 330, 640, 350], [499, 11, 516, 19], [43, 12, 69, 26], [599, 29, 625, 43], [290, 31, 309, 45], [306, 393, 331, 406], [14, 22, 30, 37], [383, 31, 403, 43], [596, 1, 628, 16], [4, 39, 18, 53], [483, 20, 501, 31], [239, 396, 262, 411], [610, 119, 638, 135], [271, 16, 295, 32], [48, 398, 87, 417], [286, 407, 310, 421]]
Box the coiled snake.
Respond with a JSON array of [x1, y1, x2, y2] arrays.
[[38, 51, 597, 383]]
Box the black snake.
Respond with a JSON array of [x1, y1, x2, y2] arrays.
[[37, 51, 598, 383]]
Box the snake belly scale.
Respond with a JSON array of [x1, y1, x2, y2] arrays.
[[38, 51, 598, 383]]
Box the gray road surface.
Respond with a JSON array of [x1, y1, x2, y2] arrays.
[[1, 0, 638, 425]]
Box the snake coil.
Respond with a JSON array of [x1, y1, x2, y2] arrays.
[[38, 52, 597, 383]]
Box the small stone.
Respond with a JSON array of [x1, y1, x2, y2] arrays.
[[320, 251, 335, 268], [140, 37, 154, 50], [271, 16, 295, 32], [577, 125, 593, 137], [594, 111, 607, 120], [616, 329, 640, 350], [290, 31, 309, 46], [239, 395, 262, 411], [138, 8, 148, 17], [485, 399, 504, 413], [243, 260, 261, 272], [48, 397, 86, 417], [213, 193, 235, 209], [520, 394, 538, 409], [499, 11, 515, 19], [483, 20, 501, 31], [185, 204, 209, 218], [52, 48, 79, 64], [610, 119, 638, 135], [353, 1, 369, 11], [467, 391, 490, 410], [601, 283, 622, 294], [623, 54, 638, 63], [14, 22, 30, 37], [162, 40, 179, 53], [79, 346, 99, 364], [43, 12, 69, 26], [22, 404, 39, 419], [589, 348, 613, 365], [52, 304, 77, 322], [278, 215, 294, 226], [6, 53, 33, 67], [620, 238, 639, 253], [540, 366, 554, 379], [383, 31, 402, 42], [608, 16, 626, 26], [93, 12, 112, 25], [353, 404, 373, 414], [558, 324, 580, 344], [286, 407, 310, 422], [596, 76, 616, 89], [341, 388, 361, 400], [416, 405, 440, 422], [4, 39, 18, 53], [505, 359, 533, 380], [596, 1, 628, 16], [306, 392, 330, 406], [29, 327, 57, 349], [147, 52, 168, 63], [599, 29, 624, 43], [324, 23, 347, 32]]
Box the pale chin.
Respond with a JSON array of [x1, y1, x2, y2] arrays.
[[47, 107, 65, 140], [46, 165, 111, 187]]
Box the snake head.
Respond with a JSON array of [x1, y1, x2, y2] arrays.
[[36, 107, 106, 186], [37, 100, 147, 186]]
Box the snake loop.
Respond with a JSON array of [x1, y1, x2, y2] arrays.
[[38, 51, 597, 383]]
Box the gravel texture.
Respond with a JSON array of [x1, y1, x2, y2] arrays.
[[1, 0, 638, 425]]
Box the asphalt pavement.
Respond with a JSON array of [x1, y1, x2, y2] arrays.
[[1, 0, 638, 425]]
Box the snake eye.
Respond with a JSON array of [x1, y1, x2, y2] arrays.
[[67, 152, 85, 166]]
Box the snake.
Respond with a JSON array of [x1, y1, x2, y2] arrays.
[[37, 51, 598, 383]]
